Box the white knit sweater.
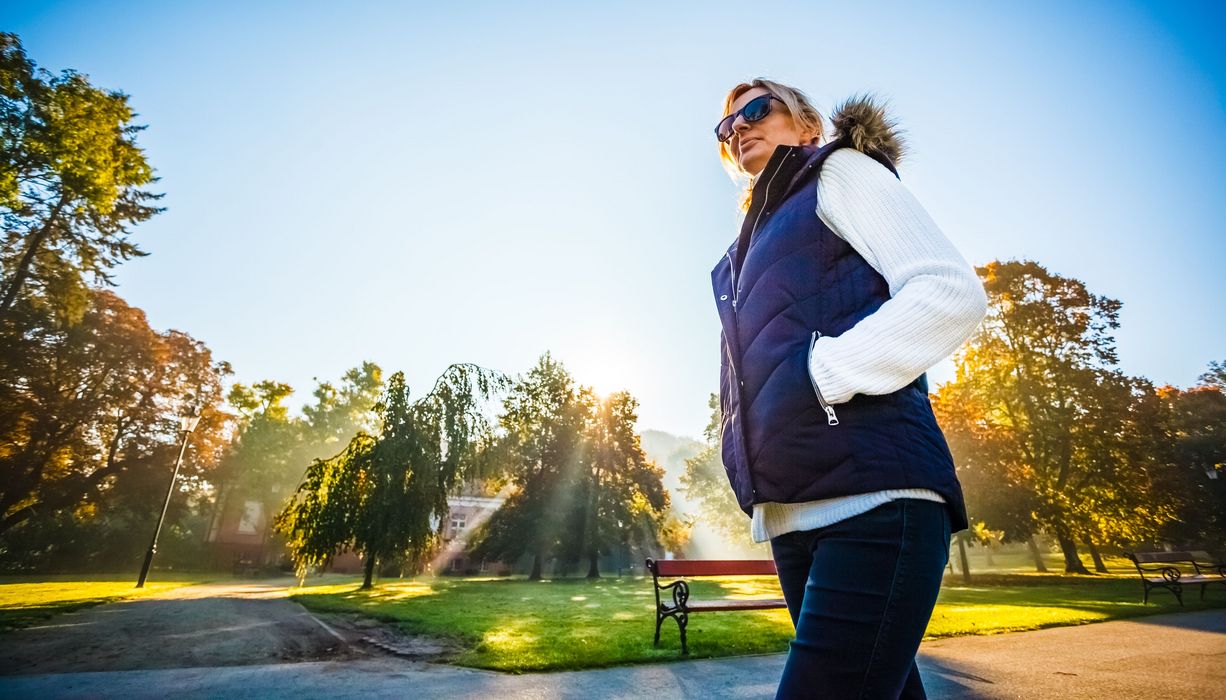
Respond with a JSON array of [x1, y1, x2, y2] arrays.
[[749, 148, 988, 544]]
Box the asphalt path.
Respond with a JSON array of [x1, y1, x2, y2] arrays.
[[0, 581, 1223, 698], [0, 582, 351, 675]]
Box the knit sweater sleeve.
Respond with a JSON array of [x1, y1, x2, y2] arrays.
[[809, 148, 987, 405]]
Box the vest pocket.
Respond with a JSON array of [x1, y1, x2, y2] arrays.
[[806, 330, 840, 426]]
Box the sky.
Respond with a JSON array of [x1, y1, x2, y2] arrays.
[[5, 0, 1225, 439]]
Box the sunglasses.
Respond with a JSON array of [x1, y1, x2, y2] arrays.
[[715, 94, 784, 143]]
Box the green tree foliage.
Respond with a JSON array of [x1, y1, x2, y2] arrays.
[[301, 361, 384, 460], [680, 393, 757, 548], [567, 391, 669, 578], [0, 289, 230, 568], [934, 260, 1174, 572], [471, 354, 590, 580], [275, 365, 505, 588], [471, 354, 669, 579], [209, 363, 385, 550], [209, 380, 303, 543], [0, 33, 162, 323]]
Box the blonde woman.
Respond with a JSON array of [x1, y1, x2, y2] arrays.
[[711, 79, 986, 699]]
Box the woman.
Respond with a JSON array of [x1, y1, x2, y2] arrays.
[[711, 79, 987, 699]]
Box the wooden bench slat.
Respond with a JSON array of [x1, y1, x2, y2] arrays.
[[1130, 551, 1214, 564], [685, 599, 787, 612], [652, 559, 777, 577]]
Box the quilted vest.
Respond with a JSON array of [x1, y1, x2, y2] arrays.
[[712, 141, 968, 532]]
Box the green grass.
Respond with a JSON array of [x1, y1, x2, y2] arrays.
[[291, 565, 1226, 672], [0, 573, 208, 631]]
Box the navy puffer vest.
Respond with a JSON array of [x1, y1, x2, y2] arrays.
[[712, 140, 968, 532]]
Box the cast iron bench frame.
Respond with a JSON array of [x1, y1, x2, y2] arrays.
[[645, 558, 786, 654], [1125, 550, 1226, 605]]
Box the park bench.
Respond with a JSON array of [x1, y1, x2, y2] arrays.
[[1125, 551, 1226, 605], [645, 558, 786, 655]]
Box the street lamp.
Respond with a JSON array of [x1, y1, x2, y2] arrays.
[[136, 410, 202, 588]]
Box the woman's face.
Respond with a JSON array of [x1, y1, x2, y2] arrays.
[[725, 87, 810, 176]]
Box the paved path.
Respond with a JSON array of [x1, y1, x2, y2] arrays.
[[1, 581, 1223, 698], [0, 582, 351, 675]]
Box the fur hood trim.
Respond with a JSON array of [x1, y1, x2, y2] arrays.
[[830, 94, 906, 165]]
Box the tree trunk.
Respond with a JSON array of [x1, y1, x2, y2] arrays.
[[956, 533, 972, 584], [0, 194, 67, 318], [361, 553, 377, 589], [1056, 533, 1090, 574], [1087, 541, 1108, 573], [529, 552, 543, 581], [1027, 535, 1048, 572], [586, 550, 600, 579]]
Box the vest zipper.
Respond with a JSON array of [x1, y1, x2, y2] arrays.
[[807, 330, 840, 426], [732, 154, 789, 307]]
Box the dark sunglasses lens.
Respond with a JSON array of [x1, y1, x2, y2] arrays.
[[716, 114, 736, 142], [743, 95, 773, 122]]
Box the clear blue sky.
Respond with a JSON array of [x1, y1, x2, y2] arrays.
[[5, 1, 1224, 438]]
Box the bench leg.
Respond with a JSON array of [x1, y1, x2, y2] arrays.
[[654, 610, 664, 646], [1143, 584, 1149, 604], [1174, 583, 1184, 607], [677, 612, 689, 655]]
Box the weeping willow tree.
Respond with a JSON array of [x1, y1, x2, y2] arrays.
[[274, 364, 506, 588]]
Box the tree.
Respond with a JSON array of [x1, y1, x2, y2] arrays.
[[207, 380, 304, 553], [470, 354, 590, 580], [567, 391, 668, 578], [0, 289, 229, 565], [680, 393, 758, 549], [1198, 360, 1226, 393], [301, 361, 384, 460], [275, 365, 505, 588], [210, 363, 385, 555], [1152, 376, 1226, 546], [934, 260, 1173, 572], [470, 355, 669, 579], [0, 33, 162, 323]]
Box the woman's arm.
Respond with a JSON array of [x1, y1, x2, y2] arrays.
[[808, 148, 987, 405]]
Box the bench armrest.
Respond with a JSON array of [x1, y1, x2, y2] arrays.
[[655, 579, 690, 611]]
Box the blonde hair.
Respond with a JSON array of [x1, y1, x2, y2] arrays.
[[718, 79, 825, 210]]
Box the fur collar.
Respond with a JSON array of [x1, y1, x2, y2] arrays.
[[830, 94, 906, 165]]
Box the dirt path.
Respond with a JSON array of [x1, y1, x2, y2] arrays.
[[0, 582, 355, 675]]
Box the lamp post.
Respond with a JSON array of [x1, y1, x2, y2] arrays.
[[136, 411, 201, 588]]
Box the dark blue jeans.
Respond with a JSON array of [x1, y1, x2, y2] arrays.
[[769, 499, 951, 700]]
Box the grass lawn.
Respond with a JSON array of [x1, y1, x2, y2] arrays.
[[0, 573, 209, 632], [291, 564, 1226, 672]]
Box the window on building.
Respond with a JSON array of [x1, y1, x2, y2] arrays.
[[237, 500, 263, 535]]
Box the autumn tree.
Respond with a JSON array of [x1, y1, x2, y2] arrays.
[[1151, 372, 1226, 546], [935, 260, 1173, 573], [275, 366, 505, 588], [0, 33, 162, 323], [0, 289, 229, 567], [1199, 360, 1226, 392]]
